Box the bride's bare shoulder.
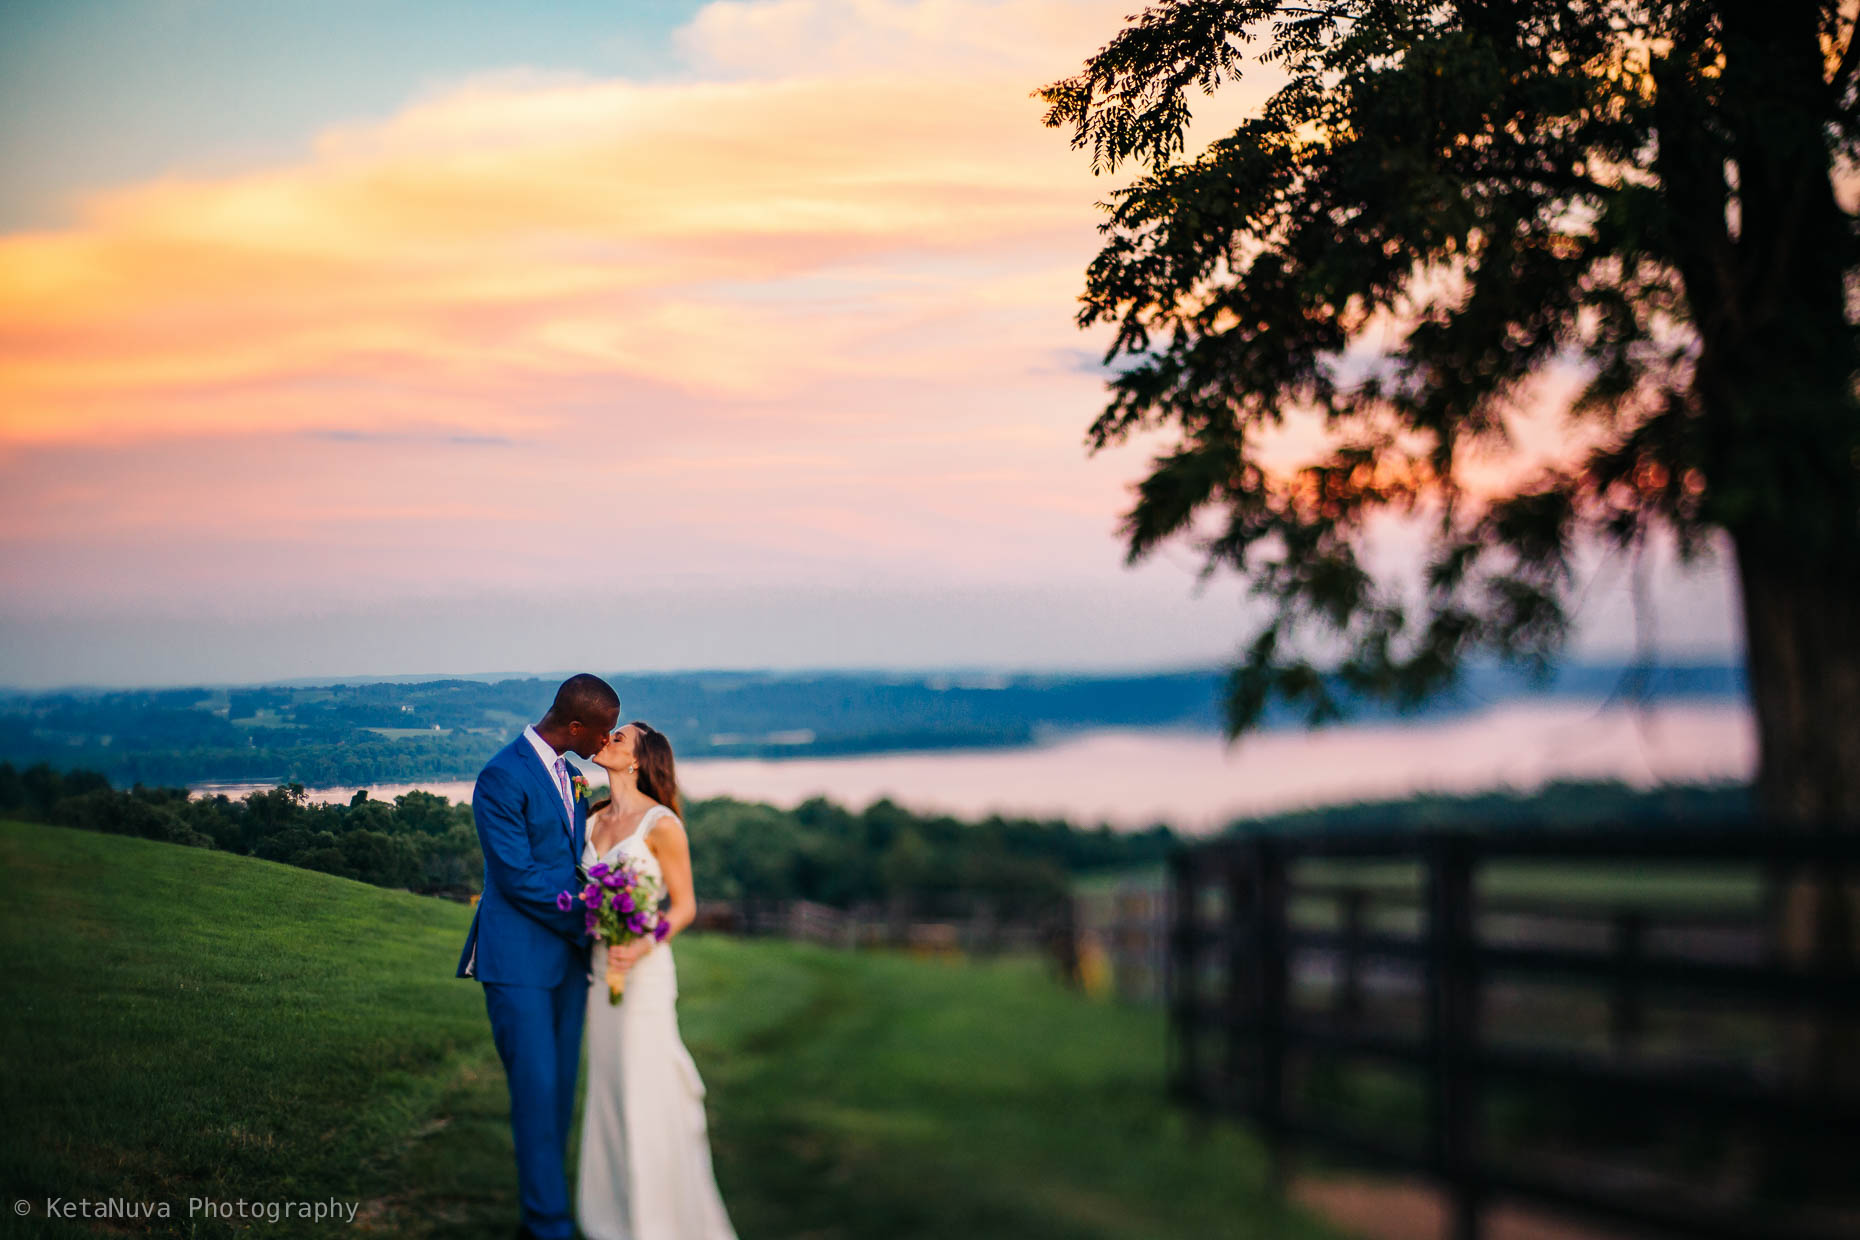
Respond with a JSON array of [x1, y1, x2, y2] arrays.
[[643, 804, 686, 839]]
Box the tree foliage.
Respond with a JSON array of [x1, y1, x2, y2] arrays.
[[1039, 1, 1859, 754], [0, 764, 1177, 916]]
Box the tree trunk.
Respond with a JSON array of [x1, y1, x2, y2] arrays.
[[1732, 541, 1860, 827], [1666, 0, 1860, 1200], [1706, 0, 1860, 1102], [1731, 533, 1860, 1163]]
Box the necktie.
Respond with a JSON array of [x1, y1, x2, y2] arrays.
[[551, 755, 575, 825]]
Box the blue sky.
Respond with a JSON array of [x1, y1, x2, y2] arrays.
[[0, 0, 713, 229]]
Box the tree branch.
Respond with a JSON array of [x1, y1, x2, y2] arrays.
[[1831, 1, 1860, 91]]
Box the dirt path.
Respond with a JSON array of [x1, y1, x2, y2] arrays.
[[1293, 1176, 1646, 1240]]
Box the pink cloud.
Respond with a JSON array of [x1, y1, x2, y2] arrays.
[[2, 0, 1637, 640]]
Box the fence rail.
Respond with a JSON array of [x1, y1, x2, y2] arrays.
[[1165, 826, 1860, 1240], [694, 897, 1069, 959], [1074, 882, 1170, 1002]]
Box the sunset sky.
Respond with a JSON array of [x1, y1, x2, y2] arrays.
[[0, 0, 1742, 689]]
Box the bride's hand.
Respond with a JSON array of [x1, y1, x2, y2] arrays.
[[608, 939, 652, 972]]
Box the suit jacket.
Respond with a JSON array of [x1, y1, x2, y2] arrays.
[[455, 733, 593, 987]]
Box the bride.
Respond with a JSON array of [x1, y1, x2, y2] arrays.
[[577, 720, 738, 1240]]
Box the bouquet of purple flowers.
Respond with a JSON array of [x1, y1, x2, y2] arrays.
[[558, 856, 669, 1004]]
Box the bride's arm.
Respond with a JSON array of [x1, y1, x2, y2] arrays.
[[647, 818, 698, 941], [612, 817, 698, 971]]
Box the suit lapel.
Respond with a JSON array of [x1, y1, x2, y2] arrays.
[[514, 735, 576, 842]]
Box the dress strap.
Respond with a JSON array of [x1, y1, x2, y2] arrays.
[[630, 803, 676, 841]]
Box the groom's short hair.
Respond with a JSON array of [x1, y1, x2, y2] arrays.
[[552, 673, 620, 725]]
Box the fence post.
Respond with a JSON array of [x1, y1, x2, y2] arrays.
[[1256, 837, 1291, 1196], [1112, 883, 1161, 1004], [1055, 894, 1080, 988], [1610, 910, 1646, 1057], [1812, 859, 1859, 1090], [1428, 834, 1480, 1240], [1339, 885, 1366, 1028], [1225, 843, 1251, 1113], [1166, 848, 1197, 1105]]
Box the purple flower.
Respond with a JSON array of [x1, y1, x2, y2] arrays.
[[652, 918, 670, 943], [601, 870, 623, 889], [584, 911, 599, 934], [556, 892, 573, 912], [617, 892, 635, 913], [627, 914, 647, 935], [582, 883, 604, 907], [588, 862, 611, 880]]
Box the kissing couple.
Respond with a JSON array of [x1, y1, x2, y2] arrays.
[[455, 673, 737, 1240]]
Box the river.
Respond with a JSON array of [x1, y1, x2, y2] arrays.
[[190, 699, 1753, 834]]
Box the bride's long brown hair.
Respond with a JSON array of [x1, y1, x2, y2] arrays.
[[627, 720, 684, 820]]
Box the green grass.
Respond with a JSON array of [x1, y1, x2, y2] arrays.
[[1071, 864, 1167, 896], [0, 821, 1338, 1240]]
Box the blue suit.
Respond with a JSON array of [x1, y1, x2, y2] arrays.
[[457, 733, 594, 1240]]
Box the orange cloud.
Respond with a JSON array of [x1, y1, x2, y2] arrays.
[[6, 0, 1272, 449]]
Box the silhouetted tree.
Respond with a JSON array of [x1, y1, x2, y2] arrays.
[[1039, 1, 1858, 825]]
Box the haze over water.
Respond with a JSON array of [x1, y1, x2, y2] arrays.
[[194, 700, 1754, 834]]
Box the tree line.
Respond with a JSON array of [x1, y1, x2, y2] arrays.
[[0, 762, 1179, 923]]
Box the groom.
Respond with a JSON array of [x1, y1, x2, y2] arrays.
[[456, 673, 620, 1240]]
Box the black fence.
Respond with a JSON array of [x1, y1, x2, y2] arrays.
[[1166, 827, 1860, 1240]]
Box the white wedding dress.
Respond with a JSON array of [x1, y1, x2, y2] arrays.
[[578, 804, 739, 1240]]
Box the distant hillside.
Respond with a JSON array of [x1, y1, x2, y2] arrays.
[[0, 660, 1744, 787]]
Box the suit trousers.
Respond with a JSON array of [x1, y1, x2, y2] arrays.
[[483, 975, 590, 1240]]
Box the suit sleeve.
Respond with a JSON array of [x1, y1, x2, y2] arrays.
[[474, 762, 590, 944]]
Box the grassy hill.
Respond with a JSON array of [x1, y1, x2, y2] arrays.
[[0, 820, 1339, 1240]]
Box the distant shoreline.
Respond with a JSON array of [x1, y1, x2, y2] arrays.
[[0, 655, 1746, 698], [189, 700, 1756, 835], [8, 659, 1748, 791]]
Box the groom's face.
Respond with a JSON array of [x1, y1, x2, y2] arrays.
[[566, 706, 621, 760]]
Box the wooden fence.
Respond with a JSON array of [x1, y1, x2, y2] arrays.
[[1166, 827, 1860, 1240], [1074, 881, 1170, 1003], [695, 897, 1070, 960]]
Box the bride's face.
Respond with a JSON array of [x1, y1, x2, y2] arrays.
[[592, 723, 638, 775]]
